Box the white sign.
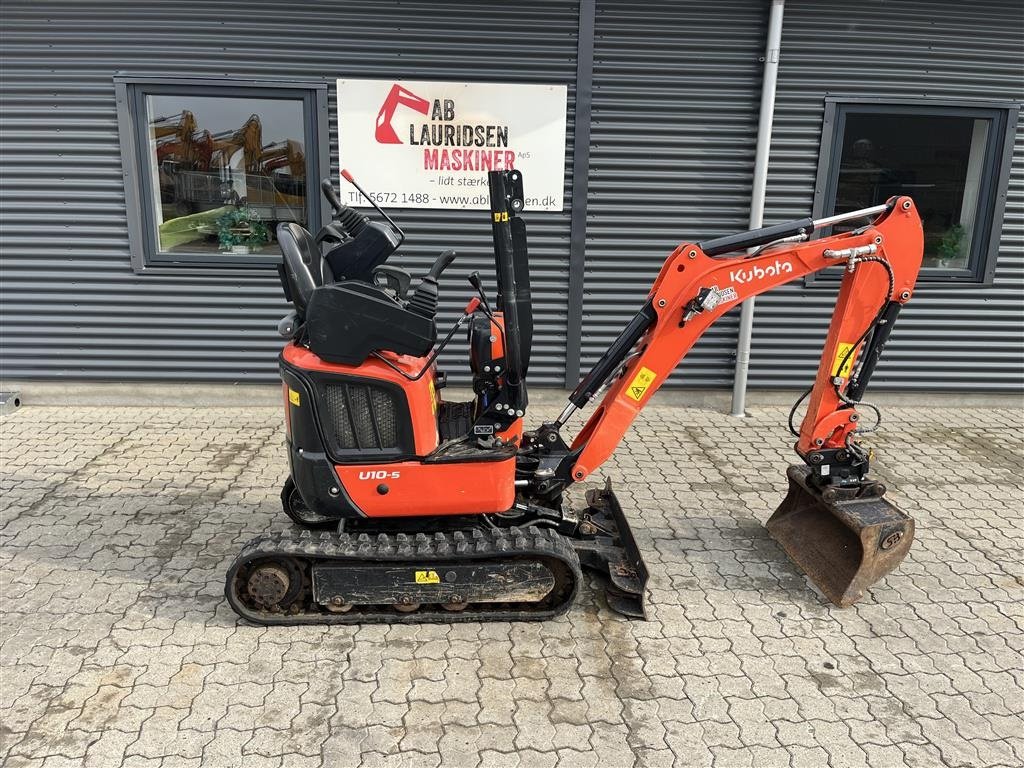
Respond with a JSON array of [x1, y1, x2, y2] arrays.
[[336, 79, 567, 211]]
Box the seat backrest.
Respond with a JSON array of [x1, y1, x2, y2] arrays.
[[277, 222, 323, 315]]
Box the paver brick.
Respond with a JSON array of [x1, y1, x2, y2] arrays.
[[2, 403, 1022, 767]]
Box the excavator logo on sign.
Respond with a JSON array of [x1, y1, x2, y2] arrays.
[[626, 366, 657, 402], [375, 84, 431, 144]]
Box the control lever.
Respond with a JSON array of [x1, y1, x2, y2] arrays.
[[321, 178, 344, 214], [407, 250, 456, 319], [318, 177, 369, 241], [428, 249, 457, 280], [340, 168, 405, 247], [467, 271, 493, 316]]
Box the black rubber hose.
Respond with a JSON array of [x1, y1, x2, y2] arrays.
[[788, 256, 895, 437]]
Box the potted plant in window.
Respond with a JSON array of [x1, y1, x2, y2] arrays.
[[216, 205, 270, 255], [935, 224, 966, 269]]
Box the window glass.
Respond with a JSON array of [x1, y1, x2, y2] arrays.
[[830, 111, 993, 270], [145, 94, 307, 257]]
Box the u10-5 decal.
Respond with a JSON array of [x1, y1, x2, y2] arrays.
[[358, 470, 401, 480]]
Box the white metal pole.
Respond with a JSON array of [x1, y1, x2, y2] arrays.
[[730, 0, 785, 417]]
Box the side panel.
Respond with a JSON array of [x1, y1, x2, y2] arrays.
[[282, 343, 439, 457], [336, 458, 517, 517]]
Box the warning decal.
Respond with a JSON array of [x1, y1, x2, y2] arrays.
[[415, 570, 440, 584], [288, 389, 301, 406], [831, 342, 856, 378], [626, 366, 657, 402]]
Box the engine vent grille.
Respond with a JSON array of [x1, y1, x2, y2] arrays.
[[320, 381, 402, 452]]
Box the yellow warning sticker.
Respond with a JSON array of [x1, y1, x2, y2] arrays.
[[831, 342, 856, 378], [427, 379, 438, 414], [625, 366, 657, 402], [415, 570, 440, 584], [288, 388, 301, 406], [492, 211, 509, 222]]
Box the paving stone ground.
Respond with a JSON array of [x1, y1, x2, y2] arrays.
[[1, 402, 1021, 768]]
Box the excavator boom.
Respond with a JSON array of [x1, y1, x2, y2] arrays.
[[558, 198, 924, 605]]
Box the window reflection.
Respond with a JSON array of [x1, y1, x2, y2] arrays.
[[146, 95, 307, 256]]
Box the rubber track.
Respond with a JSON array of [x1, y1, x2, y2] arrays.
[[225, 525, 582, 625]]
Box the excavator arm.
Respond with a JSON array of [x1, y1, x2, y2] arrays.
[[547, 197, 924, 606], [564, 197, 923, 481]]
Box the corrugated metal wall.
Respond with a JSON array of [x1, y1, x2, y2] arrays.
[[581, 1, 768, 387], [2, 0, 1021, 392], [757, 0, 1024, 391], [0, 0, 579, 383]]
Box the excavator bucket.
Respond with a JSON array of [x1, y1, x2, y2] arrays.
[[766, 465, 914, 607]]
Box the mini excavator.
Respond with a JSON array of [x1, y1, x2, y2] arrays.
[[226, 169, 924, 625]]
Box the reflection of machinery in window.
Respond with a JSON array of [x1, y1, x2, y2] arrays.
[[152, 108, 308, 252], [259, 139, 307, 199], [261, 139, 305, 176], [151, 111, 216, 218], [211, 113, 263, 173], [151, 109, 197, 141]]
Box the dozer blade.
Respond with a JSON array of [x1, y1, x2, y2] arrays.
[[570, 480, 650, 619], [767, 465, 914, 607]]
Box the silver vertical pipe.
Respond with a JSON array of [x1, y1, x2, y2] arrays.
[[730, 0, 786, 417]]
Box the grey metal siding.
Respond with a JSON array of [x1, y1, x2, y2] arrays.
[[2, 0, 1021, 394], [0, 0, 579, 383], [581, 1, 768, 387], [758, 0, 1024, 391]]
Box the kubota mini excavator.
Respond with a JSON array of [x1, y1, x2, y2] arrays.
[[226, 169, 923, 624]]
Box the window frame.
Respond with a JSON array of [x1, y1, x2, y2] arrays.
[[809, 96, 1018, 286], [114, 75, 330, 274]]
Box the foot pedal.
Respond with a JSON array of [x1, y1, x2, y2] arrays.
[[570, 480, 650, 619], [437, 400, 474, 441], [766, 465, 914, 607]]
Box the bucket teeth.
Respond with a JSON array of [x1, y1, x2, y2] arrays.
[[766, 465, 914, 607]]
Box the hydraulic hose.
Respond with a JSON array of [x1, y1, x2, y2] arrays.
[[788, 256, 895, 438]]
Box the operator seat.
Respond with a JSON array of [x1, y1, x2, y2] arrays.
[[277, 222, 325, 316], [276, 221, 437, 366]]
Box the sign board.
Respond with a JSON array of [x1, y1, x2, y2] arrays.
[[336, 79, 567, 211]]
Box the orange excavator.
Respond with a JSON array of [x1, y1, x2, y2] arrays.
[[226, 169, 923, 624], [260, 139, 306, 178], [211, 113, 264, 172], [151, 109, 197, 141], [152, 111, 208, 170]]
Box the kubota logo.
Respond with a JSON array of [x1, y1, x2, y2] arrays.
[[729, 258, 794, 285], [375, 84, 430, 144]]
